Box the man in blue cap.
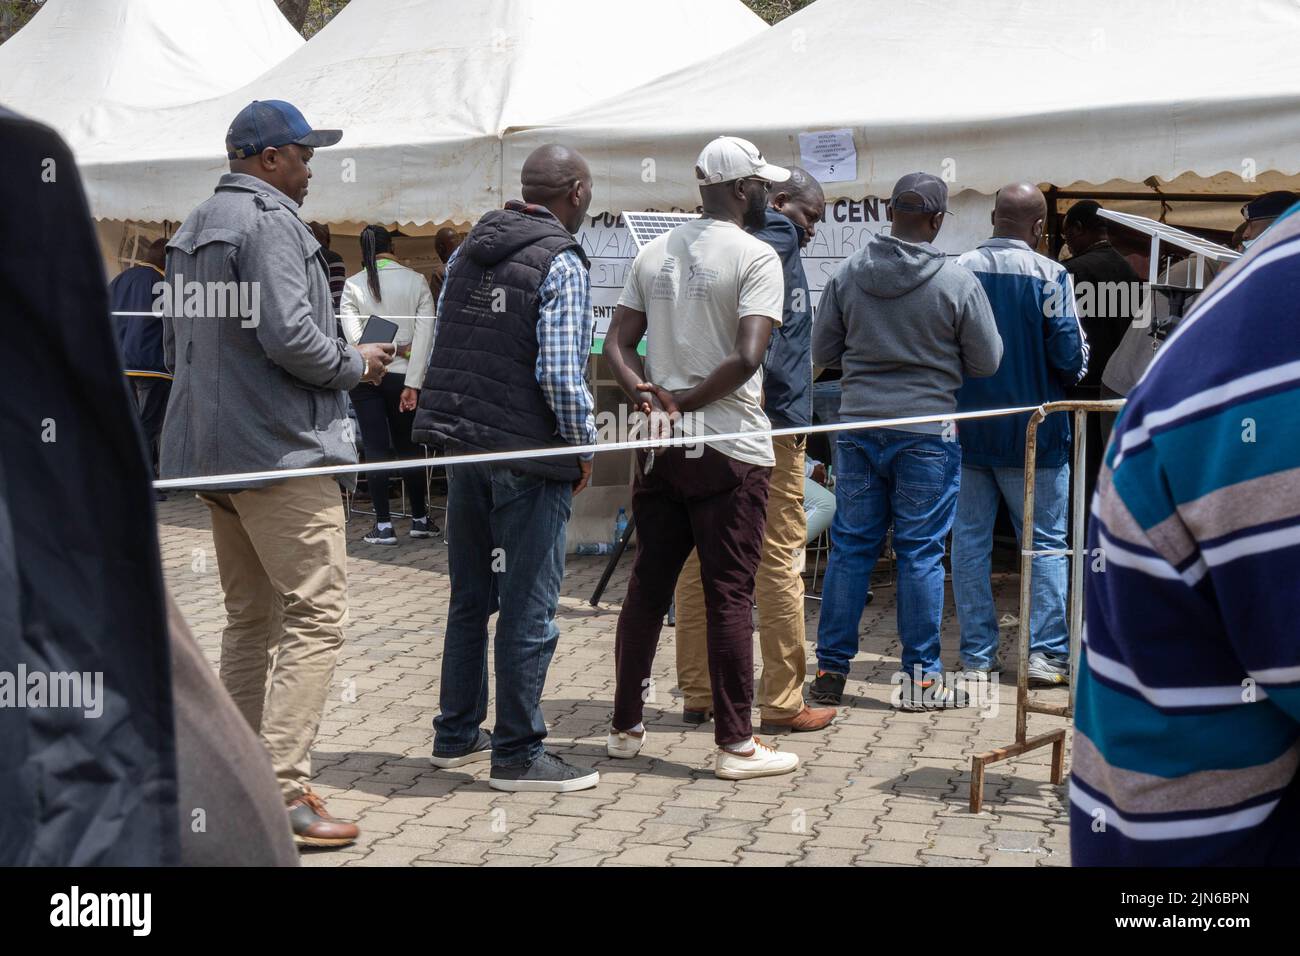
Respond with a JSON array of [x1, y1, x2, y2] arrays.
[[161, 100, 395, 849]]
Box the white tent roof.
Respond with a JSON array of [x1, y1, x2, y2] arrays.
[[78, 0, 766, 225], [505, 0, 1300, 215], [0, 0, 302, 148]]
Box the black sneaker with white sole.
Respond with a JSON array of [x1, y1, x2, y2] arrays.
[[430, 728, 492, 769], [363, 523, 397, 545], [410, 516, 440, 539], [488, 751, 600, 793], [809, 670, 847, 705]]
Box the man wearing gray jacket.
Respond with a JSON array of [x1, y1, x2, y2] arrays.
[[809, 173, 1002, 710], [162, 100, 394, 847]]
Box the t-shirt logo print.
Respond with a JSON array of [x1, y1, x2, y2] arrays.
[[686, 263, 720, 300], [650, 257, 677, 300]]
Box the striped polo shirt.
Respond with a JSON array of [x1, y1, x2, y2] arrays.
[[1071, 204, 1300, 865]]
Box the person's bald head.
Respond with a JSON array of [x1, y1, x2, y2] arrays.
[[520, 144, 593, 234], [434, 226, 463, 263], [771, 166, 826, 248], [991, 182, 1047, 247]]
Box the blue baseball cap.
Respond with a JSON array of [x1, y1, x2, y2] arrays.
[[225, 100, 342, 160]]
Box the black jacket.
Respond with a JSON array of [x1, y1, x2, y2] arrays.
[[1064, 241, 1142, 394], [413, 202, 588, 481], [0, 107, 178, 864]]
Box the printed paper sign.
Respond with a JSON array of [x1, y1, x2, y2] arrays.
[[798, 129, 857, 184]]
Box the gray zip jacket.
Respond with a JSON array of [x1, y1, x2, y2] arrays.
[[161, 173, 364, 490], [812, 233, 1002, 434]]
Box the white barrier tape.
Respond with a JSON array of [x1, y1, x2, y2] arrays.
[[153, 404, 1051, 491], [111, 311, 430, 320]]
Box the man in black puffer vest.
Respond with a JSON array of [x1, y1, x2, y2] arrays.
[[412, 144, 600, 793]]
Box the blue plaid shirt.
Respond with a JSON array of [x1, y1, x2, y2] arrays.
[[436, 245, 596, 458]]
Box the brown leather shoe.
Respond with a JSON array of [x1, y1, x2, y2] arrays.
[[759, 704, 837, 735], [287, 788, 360, 848]]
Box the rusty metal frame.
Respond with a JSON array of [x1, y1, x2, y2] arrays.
[[969, 399, 1126, 813]]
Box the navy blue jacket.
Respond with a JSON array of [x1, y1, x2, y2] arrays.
[[955, 238, 1089, 468], [752, 209, 812, 430], [110, 264, 169, 376]]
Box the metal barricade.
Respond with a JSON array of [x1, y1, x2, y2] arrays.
[[968, 399, 1125, 813]]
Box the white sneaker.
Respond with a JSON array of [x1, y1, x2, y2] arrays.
[[1028, 652, 1070, 687], [606, 728, 645, 759], [714, 737, 799, 780]]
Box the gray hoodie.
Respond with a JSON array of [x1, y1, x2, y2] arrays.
[[812, 233, 1002, 434]]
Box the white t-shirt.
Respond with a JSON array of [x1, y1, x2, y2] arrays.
[[618, 218, 783, 466]]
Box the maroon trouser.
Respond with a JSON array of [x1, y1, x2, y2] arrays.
[[613, 445, 771, 746]]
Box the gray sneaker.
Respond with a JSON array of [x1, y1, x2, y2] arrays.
[[959, 655, 1003, 679], [430, 728, 493, 769], [1028, 653, 1070, 687], [489, 751, 600, 793]]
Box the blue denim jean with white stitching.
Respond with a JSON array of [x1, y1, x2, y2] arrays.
[[951, 463, 1070, 669], [816, 429, 961, 677], [433, 462, 571, 767]]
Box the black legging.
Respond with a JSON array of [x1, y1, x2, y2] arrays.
[[351, 375, 426, 523]]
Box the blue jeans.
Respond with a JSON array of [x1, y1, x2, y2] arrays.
[[950, 463, 1070, 668], [433, 462, 571, 767], [816, 429, 961, 677]]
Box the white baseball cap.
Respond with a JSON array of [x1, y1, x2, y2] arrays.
[[695, 136, 790, 185]]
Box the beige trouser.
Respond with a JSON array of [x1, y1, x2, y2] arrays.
[[199, 475, 348, 801], [675, 434, 807, 720]]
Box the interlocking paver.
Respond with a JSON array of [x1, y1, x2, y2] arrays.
[[158, 494, 1072, 866]]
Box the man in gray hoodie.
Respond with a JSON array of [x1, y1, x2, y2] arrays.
[[809, 173, 1001, 710]]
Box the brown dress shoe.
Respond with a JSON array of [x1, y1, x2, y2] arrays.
[[759, 704, 837, 735], [287, 788, 360, 848]]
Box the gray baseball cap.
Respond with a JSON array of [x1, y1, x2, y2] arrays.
[[889, 172, 949, 214]]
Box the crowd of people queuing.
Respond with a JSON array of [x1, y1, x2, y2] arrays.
[[114, 98, 1300, 863]]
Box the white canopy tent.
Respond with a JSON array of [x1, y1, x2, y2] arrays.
[[76, 0, 767, 227], [505, 0, 1300, 218], [0, 0, 303, 150], [501, 0, 1300, 323]]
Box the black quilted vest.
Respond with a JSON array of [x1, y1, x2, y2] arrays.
[[412, 202, 589, 481]]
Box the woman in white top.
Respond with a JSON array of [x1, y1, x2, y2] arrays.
[[340, 225, 436, 544]]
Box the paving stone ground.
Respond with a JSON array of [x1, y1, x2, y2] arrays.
[[158, 491, 1072, 867]]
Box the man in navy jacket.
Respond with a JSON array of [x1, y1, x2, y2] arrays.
[[110, 237, 171, 480]]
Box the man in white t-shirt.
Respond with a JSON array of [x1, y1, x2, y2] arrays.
[[602, 136, 800, 781]]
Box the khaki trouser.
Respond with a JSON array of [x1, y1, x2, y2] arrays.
[[199, 475, 348, 801], [674, 435, 807, 720]]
